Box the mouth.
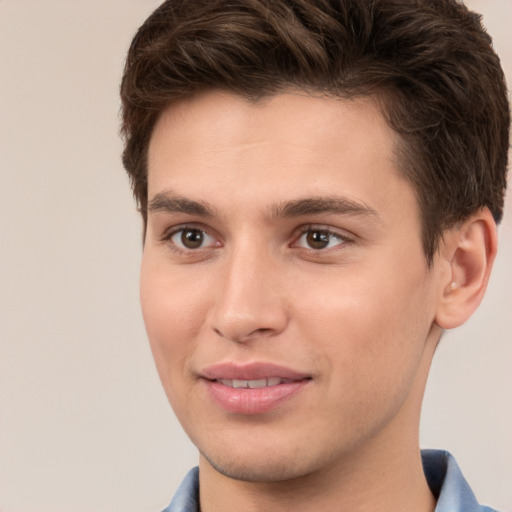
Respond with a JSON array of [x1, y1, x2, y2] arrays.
[[200, 361, 310, 381], [215, 377, 297, 389], [200, 363, 312, 414]]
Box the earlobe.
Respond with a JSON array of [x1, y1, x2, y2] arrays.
[[435, 208, 498, 330]]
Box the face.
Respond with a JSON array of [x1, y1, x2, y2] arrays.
[[141, 91, 444, 482]]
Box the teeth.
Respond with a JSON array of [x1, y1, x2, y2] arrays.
[[218, 378, 285, 389], [248, 379, 267, 389]]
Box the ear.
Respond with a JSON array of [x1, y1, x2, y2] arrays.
[[435, 208, 498, 330]]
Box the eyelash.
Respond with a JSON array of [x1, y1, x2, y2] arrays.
[[161, 224, 219, 255], [160, 224, 353, 255], [292, 225, 353, 252]]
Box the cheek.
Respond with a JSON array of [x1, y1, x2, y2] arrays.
[[293, 272, 433, 440], [296, 259, 435, 386], [139, 257, 208, 384]]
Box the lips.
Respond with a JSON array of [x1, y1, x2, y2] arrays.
[[217, 377, 294, 388], [200, 363, 311, 414], [201, 362, 310, 381]]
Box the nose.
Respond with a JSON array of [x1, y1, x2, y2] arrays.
[[209, 245, 289, 343]]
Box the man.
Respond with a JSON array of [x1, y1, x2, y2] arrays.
[[120, 1, 509, 511]]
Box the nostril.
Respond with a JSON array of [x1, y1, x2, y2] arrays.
[[213, 326, 277, 343]]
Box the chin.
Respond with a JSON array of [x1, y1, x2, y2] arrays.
[[202, 451, 312, 483], [196, 432, 344, 484]]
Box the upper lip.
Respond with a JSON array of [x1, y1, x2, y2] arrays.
[[200, 362, 311, 381]]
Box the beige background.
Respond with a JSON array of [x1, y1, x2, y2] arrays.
[[0, 1, 510, 511]]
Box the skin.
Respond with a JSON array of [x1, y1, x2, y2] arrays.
[[141, 91, 496, 512]]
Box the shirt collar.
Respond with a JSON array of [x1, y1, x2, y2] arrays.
[[163, 467, 199, 512], [422, 449, 496, 512]]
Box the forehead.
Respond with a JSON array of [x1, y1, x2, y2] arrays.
[[147, 90, 417, 222], [149, 90, 390, 165]]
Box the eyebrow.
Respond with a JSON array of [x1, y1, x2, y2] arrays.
[[147, 191, 379, 222], [270, 196, 379, 220], [148, 191, 215, 217]]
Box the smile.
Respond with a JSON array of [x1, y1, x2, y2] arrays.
[[217, 378, 295, 389], [200, 363, 312, 414]]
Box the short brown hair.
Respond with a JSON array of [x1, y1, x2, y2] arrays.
[[120, 0, 509, 262]]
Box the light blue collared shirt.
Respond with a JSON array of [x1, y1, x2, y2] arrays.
[[161, 450, 499, 512]]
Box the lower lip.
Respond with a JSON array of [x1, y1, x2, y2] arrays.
[[204, 380, 309, 415]]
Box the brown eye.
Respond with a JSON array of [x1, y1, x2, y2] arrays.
[[180, 228, 204, 249], [305, 230, 331, 249], [169, 227, 217, 251], [294, 228, 347, 251]]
